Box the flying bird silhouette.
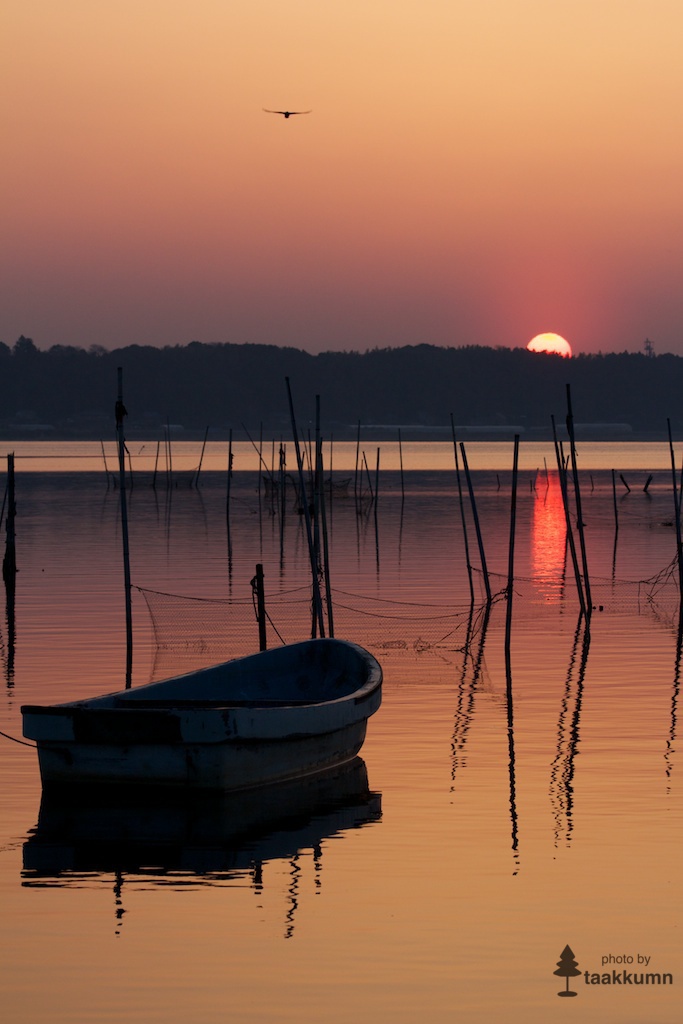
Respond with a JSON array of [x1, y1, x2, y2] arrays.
[[263, 108, 312, 118]]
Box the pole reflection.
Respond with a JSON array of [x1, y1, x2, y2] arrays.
[[549, 617, 591, 847], [665, 613, 681, 790], [22, 759, 382, 936], [450, 605, 490, 784]]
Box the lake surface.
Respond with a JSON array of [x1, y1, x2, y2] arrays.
[[1, 442, 681, 1023]]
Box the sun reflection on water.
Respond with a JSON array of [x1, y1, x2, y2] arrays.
[[532, 471, 567, 600]]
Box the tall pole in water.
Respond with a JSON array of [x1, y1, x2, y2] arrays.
[[460, 441, 492, 604], [285, 377, 325, 637], [3, 453, 17, 683], [116, 368, 133, 688], [667, 418, 683, 601], [253, 564, 267, 651], [565, 385, 592, 620], [2, 453, 16, 589]]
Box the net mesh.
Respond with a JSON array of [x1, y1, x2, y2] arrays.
[[136, 556, 682, 679], [136, 582, 482, 679]]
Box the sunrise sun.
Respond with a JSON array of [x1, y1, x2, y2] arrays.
[[527, 333, 572, 358]]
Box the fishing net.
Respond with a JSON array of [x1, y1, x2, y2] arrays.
[[136, 546, 682, 681], [137, 582, 312, 679], [136, 581, 482, 680]]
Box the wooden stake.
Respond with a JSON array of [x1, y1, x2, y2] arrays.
[[253, 563, 267, 651], [194, 425, 209, 488], [362, 452, 374, 504], [2, 453, 17, 588], [374, 447, 381, 568], [152, 440, 160, 490], [313, 398, 322, 580], [279, 441, 286, 562], [116, 369, 133, 688], [354, 420, 361, 512], [667, 418, 683, 601], [226, 429, 233, 562], [317, 440, 335, 637], [285, 378, 325, 638], [166, 418, 173, 489], [504, 435, 520, 867], [2, 453, 16, 685], [398, 427, 405, 501], [505, 435, 520, 648], [460, 441, 492, 604], [551, 415, 586, 619], [100, 440, 111, 489], [565, 384, 592, 618], [374, 447, 380, 513], [450, 415, 475, 606]]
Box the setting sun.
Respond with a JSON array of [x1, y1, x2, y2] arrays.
[[527, 333, 573, 358]]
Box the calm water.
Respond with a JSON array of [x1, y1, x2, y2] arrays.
[[1, 443, 681, 1023]]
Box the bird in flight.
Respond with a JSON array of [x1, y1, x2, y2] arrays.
[[263, 108, 312, 119]]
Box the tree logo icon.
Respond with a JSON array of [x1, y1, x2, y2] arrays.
[[554, 944, 581, 997]]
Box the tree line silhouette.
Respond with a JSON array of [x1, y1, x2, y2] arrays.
[[1, 335, 681, 439]]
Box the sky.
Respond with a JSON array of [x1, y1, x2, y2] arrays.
[[3, 1, 683, 357]]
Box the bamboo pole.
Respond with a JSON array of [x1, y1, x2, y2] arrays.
[[398, 427, 405, 502], [3, 457, 15, 684], [100, 440, 111, 489], [257, 422, 264, 518], [329, 434, 333, 496], [460, 441, 492, 604], [226, 429, 233, 562], [279, 441, 286, 563], [611, 469, 619, 534], [504, 435, 520, 867], [362, 452, 374, 505], [285, 378, 325, 637], [116, 369, 133, 688], [354, 420, 361, 513], [374, 447, 380, 515], [253, 563, 267, 651], [667, 418, 683, 601], [505, 435, 520, 649], [374, 447, 381, 569], [317, 440, 335, 637], [152, 440, 160, 490], [194, 425, 209, 488], [450, 415, 475, 606], [565, 385, 592, 618], [2, 453, 17, 590], [313, 397, 322, 580], [166, 418, 173, 489], [551, 415, 586, 619], [257, 422, 264, 552]]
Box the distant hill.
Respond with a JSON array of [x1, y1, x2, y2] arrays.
[[1, 336, 681, 440]]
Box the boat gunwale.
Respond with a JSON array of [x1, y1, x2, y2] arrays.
[[21, 638, 382, 731]]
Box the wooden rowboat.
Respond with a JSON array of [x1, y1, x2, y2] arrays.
[[22, 638, 382, 790]]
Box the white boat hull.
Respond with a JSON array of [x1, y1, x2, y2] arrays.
[[31, 720, 370, 789], [22, 639, 382, 790]]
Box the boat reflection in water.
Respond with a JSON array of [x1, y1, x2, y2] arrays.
[[22, 758, 381, 899]]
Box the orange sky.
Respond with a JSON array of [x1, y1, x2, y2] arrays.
[[3, 2, 683, 355]]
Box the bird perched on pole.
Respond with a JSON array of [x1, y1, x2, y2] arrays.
[[263, 108, 312, 118]]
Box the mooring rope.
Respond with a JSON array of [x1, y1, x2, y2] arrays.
[[0, 728, 36, 749]]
